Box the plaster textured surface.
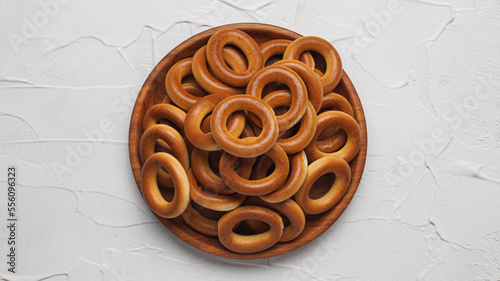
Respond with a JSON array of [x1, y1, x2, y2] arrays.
[[0, 0, 499, 280]]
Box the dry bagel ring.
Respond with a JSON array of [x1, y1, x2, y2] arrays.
[[239, 121, 257, 138], [220, 144, 289, 196], [140, 124, 190, 188], [273, 59, 323, 113], [259, 150, 308, 204], [305, 111, 361, 163], [211, 95, 278, 158], [191, 147, 253, 195], [182, 82, 206, 97], [294, 155, 351, 215], [317, 92, 354, 152], [250, 115, 296, 141], [249, 154, 274, 181], [245, 197, 305, 242], [199, 114, 245, 137], [181, 200, 220, 237], [162, 82, 206, 104], [222, 45, 249, 70], [184, 94, 245, 151], [261, 90, 317, 154], [142, 103, 193, 154], [165, 57, 206, 111], [141, 152, 190, 218], [218, 205, 283, 253], [283, 36, 342, 94], [187, 169, 246, 212], [206, 29, 263, 87], [260, 39, 315, 68], [192, 46, 246, 95], [142, 103, 187, 132], [246, 65, 307, 132], [317, 130, 347, 154]]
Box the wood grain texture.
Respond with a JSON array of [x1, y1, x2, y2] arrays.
[[128, 23, 367, 259]]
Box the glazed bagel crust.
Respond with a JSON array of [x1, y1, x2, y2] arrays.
[[141, 153, 190, 218], [246, 197, 306, 242], [218, 206, 283, 253], [191, 148, 234, 195], [220, 144, 289, 196], [165, 57, 203, 111], [260, 90, 317, 154], [210, 95, 279, 158], [192, 46, 246, 95], [181, 200, 219, 237], [246, 65, 308, 132], [188, 169, 246, 212], [142, 103, 187, 132], [258, 150, 308, 204], [305, 111, 361, 163], [184, 93, 245, 151], [283, 36, 343, 94], [260, 39, 314, 68], [316, 93, 354, 153], [274, 59, 323, 113], [140, 124, 190, 187], [294, 155, 351, 215], [206, 29, 263, 87], [191, 147, 254, 195]]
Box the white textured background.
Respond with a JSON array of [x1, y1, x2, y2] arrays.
[[1, 0, 500, 280]]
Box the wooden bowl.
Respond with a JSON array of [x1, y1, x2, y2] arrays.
[[129, 23, 367, 259]]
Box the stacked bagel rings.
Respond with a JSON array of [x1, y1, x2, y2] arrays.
[[137, 28, 362, 254]]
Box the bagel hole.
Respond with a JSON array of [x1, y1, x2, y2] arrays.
[[265, 164, 276, 177], [310, 51, 327, 74], [274, 106, 290, 117], [158, 187, 175, 201], [245, 219, 270, 233], [282, 118, 302, 138], [192, 201, 226, 220], [244, 210, 289, 234], [276, 83, 289, 91], [208, 150, 223, 175], [309, 173, 336, 199], [316, 128, 347, 153], [152, 142, 178, 192], [277, 212, 291, 228], [223, 44, 248, 72], [250, 155, 275, 180], [181, 74, 197, 84], [246, 112, 263, 129], [226, 111, 245, 135], [182, 82, 206, 97], [201, 114, 212, 133], [317, 126, 342, 141], [264, 54, 283, 67], [262, 82, 279, 97], [235, 157, 255, 178], [282, 214, 290, 227], [232, 221, 257, 236], [247, 91, 294, 135], [155, 139, 172, 154]]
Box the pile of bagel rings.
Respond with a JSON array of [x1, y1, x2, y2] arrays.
[[139, 29, 361, 254]]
